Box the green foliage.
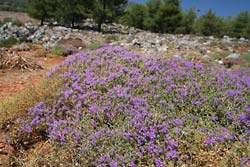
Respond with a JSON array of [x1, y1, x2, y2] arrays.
[[54, 0, 93, 28], [212, 54, 222, 60], [48, 45, 65, 58], [194, 10, 223, 37], [0, 0, 28, 8], [27, 0, 56, 25], [241, 53, 250, 61], [4, 0, 247, 39], [221, 17, 235, 37], [0, 37, 18, 48], [154, 0, 182, 33], [120, 3, 146, 29], [176, 8, 197, 34], [143, 0, 161, 31], [232, 11, 250, 38], [87, 41, 101, 50], [143, 0, 183, 33], [0, 0, 28, 12], [0, 17, 23, 27], [92, 0, 128, 32]]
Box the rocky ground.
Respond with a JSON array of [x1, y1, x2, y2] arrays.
[[0, 17, 249, 111], [0, 11, 38, 24], [1, 19, 249, 68]]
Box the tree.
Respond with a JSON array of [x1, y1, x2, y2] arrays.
[[154, 0, 182, 33], [143, 0, 162, 31], [233, 11, 250, 38], [92, 0, 128, 32], [221, 17, 234, 37], [244, 19, 250, 39], [27, 0, 56, 25], [0, 0, 28, 12], [194, 10, 223, 36], [120, 3, 146, 29], [176, 8, 197, 34], [55, 0, 93, 28]]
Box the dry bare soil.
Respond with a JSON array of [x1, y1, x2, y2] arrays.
[[0, 47, 65, 165], [0, 11, 38, 23]]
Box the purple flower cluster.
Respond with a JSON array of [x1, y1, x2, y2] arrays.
[[25, 45, 250, 166]]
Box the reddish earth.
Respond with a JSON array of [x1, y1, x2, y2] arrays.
[[0, 11, 38, 23], [0, 49, 65, 99], [0, 48, 65, 165]]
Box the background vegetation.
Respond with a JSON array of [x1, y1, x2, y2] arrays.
[[0, 0, 249, 38], [0, 0, 28, 12], [121, 0, 250, 38]]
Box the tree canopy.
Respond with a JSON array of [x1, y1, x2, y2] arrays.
[[194, 10, 223, 36], [28, 0, 56, 25], [21, 0, 250, 38], [91, 0, 127, 32]]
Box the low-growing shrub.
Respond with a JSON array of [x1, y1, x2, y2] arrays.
[[105, 35, 119, 43], [241, 53, 250, 61], [24, 45, 250, 166], [212, 54, 221, 60], [0, 17, 23, 27], [0, 37, 18, 48], [48, 46, 65, 58], [87, 41, 101, 50], [49, 45, 78, 58], [58, 38, 86, 48]]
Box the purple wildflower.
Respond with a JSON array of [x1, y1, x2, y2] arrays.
[[109, 160, 118, 167], [155, 158, 164, 167]]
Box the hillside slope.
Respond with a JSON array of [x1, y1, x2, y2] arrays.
[[0, 0, 28, 11]]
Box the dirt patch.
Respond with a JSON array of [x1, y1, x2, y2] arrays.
[[0, 11, 38, 24], [58, 38, 87, 48], [0, 51, 43, 71], [0, 48, 65, 99], [0, 47, 65, 165]]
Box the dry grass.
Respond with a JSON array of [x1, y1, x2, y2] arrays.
[[0, 51, 43, 71], [0, 11, 38, 24], [0, 76, 62, 127]]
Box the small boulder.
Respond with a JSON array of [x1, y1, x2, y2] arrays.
[[226, 53, 241, 59], [12, 43, 31, 51]]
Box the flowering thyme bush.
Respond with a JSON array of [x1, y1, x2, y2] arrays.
[[24, 45, 250, 166]]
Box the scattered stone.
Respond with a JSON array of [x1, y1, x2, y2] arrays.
[[199, 49, 207, 54], [209, 36, 214, 40], [226, 53, 241, 59], [132, 38, 141, 47], [24, 22, 38, 33], [13, 43, 31, 51], [158, 45, 168, 52], [172, 54, 182, 58], [222, 35, 232, 43], [240, 37, 246, 41], [0, 21, 249, 60], [215, 59, 224, 65]]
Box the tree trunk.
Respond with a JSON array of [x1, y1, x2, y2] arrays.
[[40, 13, 47, 26], [40, 17, 44, 26], [71, 16, 75, 28], [97, 0, 106, 32], [98, 22, 102, 32]]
